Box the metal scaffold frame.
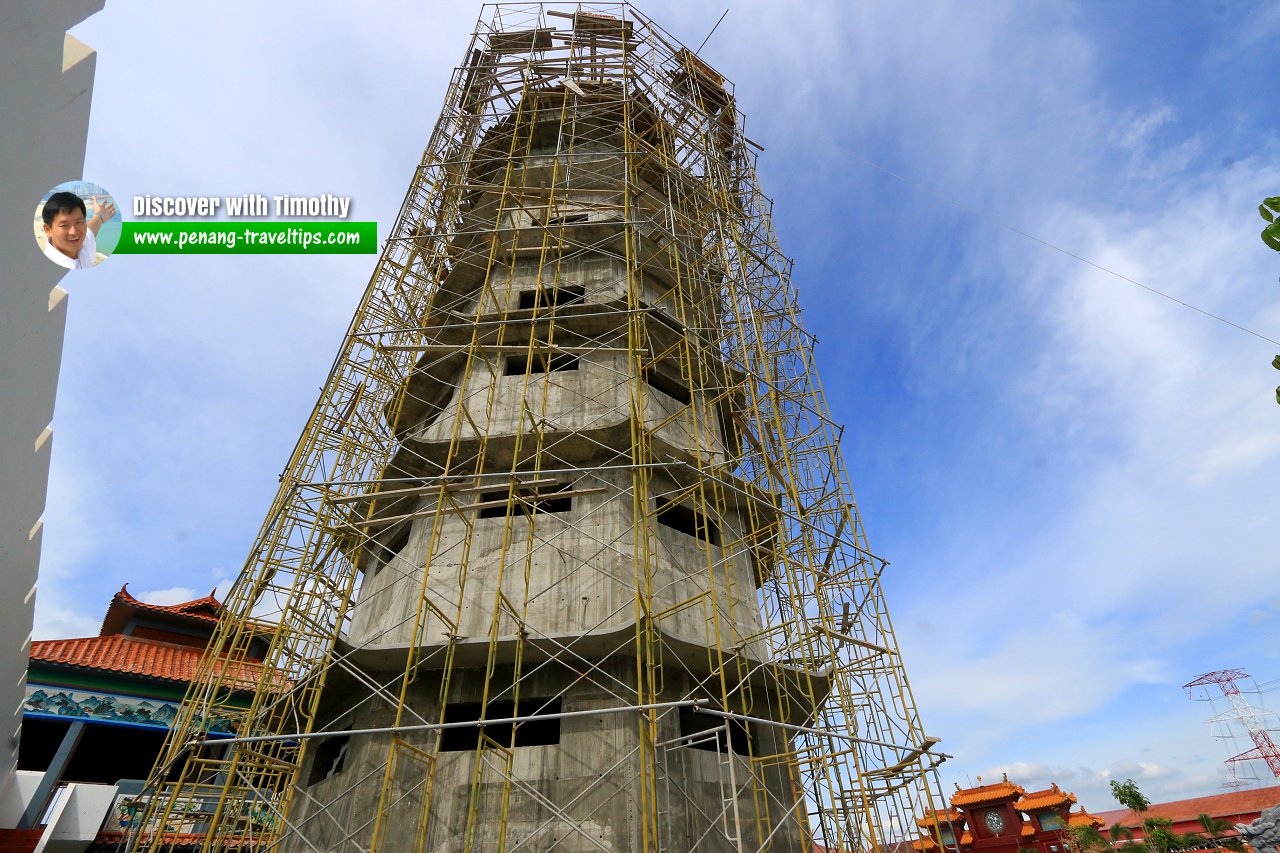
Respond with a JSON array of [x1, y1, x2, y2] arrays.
[[121, 5, 947, 851]]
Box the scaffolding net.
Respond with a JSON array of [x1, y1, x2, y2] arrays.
[[122, 4, 946, 851]]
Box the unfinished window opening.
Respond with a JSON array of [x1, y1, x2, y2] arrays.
[[307, 731, 350, 785], [547, 213, 589, 226], [371, 522, 411, 576], [438, 698, 562, 752], [656, 497, 720, 547], [478, 484, 573, 519], [645, 367, 692, 406], [517, 285, 585, 311], [678, 708, 752, 755], [503, 352, 580, 375]]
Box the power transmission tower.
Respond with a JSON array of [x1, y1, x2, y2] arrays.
[[1185, 669, 1280, 786]]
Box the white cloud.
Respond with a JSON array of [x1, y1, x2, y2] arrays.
[[975, 759, 1217, 813], [32, 602, 101, 641], [1116, 105, 1177, 152], [32, 0, 1278, 816], [136, 586, 199, 606]]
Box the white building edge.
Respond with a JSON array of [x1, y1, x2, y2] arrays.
[[0, 2, 112, 849]]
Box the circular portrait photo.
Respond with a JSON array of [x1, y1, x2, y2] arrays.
[[34, 180, 122, 270]]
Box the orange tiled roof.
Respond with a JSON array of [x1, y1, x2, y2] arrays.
[[1021, 822, 1037, 837], [952, 781, 1026, 807], [1018, 785, 1078, 812], [30, 634, 264, 690], [100, 584, 222, 636], [1070, 809, 1104, 828], [1094, 785, 1280, 829], [917, 808, 965, 827]]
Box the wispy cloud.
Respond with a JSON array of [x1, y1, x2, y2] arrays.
[[47, 0, 1280, 813]]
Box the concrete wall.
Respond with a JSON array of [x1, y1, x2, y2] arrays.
[[289, 664, 806, 853], [291, 81, 808, 853], [0, 0, 103, 827], [348, 467, 765, 661]]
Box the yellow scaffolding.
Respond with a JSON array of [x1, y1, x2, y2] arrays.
[[123, 4, 947, 851]]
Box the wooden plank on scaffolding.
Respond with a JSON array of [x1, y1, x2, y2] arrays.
[[814, 625, 893, 656]]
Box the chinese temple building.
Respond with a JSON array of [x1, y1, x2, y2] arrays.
[[16, 585, 261, 849], [913, 777, 1104, 853], [1096, 785, 1280, 847]]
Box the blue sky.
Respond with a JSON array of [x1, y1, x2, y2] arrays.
[[49, 0, 1280, 815]]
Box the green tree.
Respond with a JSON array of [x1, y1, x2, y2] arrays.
[[1261, 197, 1280, 251], [1067, 822, 1113, 853], [1143, 817, 1179, 853], [1197, 812, 1245, 852], [1110, 823, 1136, 848], [1262, 198, 1280, 406], [1272, 354, 1280, 407], [1110, 779, 1153, 853], [1110, 780, 1151, 815]]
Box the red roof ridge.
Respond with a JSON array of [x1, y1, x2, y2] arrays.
[[35, 633, 207, 653], [99, 583, 224, 638], [1017, 786, 1078, 811], [952, 780, 1026, 807], [1070, 809, 1104, 828], [1094, 785, 1280, 827], [117, 583, 222, 615]]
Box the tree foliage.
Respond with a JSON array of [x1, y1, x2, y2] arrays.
[[1261, 197, 1280, 251], [1197, 812, 1245, 852], [1110, 779, 1151, 815], [1110, 823, 1136, 846], [1272, 354, 1280, 407], [1068, 823, 1113, 853]]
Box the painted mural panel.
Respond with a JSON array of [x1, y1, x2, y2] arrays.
[[22, 683, 233, 732]]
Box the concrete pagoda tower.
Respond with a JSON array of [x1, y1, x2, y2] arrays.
[[125, 6, 944, 853]]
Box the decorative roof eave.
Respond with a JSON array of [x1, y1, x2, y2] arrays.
[[951, 780, 1026, 808], [31, 654, 192, 687], [1017, 784, 1078, 813], [1070, 809, 1105, 828], [29, 634, 273, 694], [918, 808, 965, 828], [100, 584, 223, 637]]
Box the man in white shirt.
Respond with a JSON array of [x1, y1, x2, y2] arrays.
[[41, 191, 116, 270]]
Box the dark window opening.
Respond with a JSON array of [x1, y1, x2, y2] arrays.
[[18, 719, 172, 785], [517, 285, 585, 311], [372, 523, 411, 576], [547, 213, 589, 226], [503, 352, 580, 375], [678, 708, 752, 755], [438, 698, 562, 752], [307, 732, 350, 786], [656, 498, 720, 547], [645, 368, 692, 405], [478, 484, 573, 519]]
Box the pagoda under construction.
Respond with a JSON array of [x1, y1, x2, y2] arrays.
[[123, 5, 946, 852]]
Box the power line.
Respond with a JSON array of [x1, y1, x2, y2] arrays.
[[696, 9, 729, 53], [846, 150, 1280, 348]]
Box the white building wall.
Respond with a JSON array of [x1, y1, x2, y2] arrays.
[[0, 0, 104, 828]]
